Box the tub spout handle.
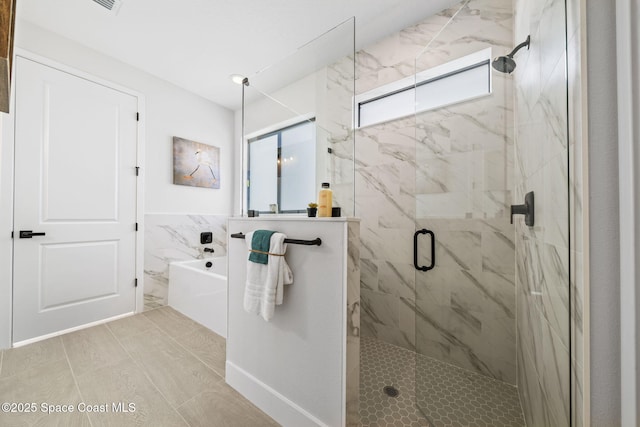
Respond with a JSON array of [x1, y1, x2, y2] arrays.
[[203, 247, 215, 253]]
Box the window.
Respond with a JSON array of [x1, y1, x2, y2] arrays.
[[247, 119, 316, 213], [355, 48, 492, 128]]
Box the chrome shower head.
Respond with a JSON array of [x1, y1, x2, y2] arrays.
[[491, 35, 531, 74]]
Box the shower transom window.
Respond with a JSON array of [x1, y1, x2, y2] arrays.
[[355, 48, 492, 128], [246, 116, 316, 214]]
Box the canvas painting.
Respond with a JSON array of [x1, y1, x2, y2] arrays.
[[173, 137, 220, 189]]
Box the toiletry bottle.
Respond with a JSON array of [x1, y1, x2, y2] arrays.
[[318, 182, 333, 217]]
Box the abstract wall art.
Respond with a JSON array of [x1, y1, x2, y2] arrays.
[[173, 137, 220, 189]]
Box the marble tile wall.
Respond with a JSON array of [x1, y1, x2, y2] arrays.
[[513, 0, 572, 425], [354, 0, 518, 384], [566, 0, 585, 424], [346, 220, 361, 426], [144, 214, 228, 307]]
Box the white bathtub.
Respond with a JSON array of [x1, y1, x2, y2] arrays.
[[168, 257, 227, 338]]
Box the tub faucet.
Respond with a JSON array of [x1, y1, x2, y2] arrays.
[[203, 247, 215, 253]]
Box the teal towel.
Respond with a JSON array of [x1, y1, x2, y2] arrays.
[[249, 230, 276, 265]]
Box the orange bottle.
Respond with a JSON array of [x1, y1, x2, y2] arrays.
[[318, 182, 333, 217]]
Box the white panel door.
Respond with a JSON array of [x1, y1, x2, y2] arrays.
[[12, 57, 138, 343]]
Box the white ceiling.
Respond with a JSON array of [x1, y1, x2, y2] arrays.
[[17, 0, 458, 110]]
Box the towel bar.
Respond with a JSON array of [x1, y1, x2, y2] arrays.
[[230, 232, 322, 246]]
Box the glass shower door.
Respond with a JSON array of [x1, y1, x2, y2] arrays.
[[413, 0, 570, 426]]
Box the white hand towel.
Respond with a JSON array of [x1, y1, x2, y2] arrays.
[[243, 231, 293, 321]]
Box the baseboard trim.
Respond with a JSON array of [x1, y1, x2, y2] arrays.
[[12, 312, 134, 348], [225, 361, 330, 427]]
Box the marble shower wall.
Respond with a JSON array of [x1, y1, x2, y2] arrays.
[[346, 220, 361, 426], [566, 0, 585, 424], [356, 0, 517, 384], [513, 0, 571, 425], [144, 214, 228, 307]]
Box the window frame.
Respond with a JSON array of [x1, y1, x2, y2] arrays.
[[246, 115, 316, 214], [353, 48, 493, 128]]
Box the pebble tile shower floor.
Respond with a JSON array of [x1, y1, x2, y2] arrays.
[[360, 336, 525, 427]]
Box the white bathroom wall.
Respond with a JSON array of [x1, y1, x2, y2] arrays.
[[585, 0, 621, 424], [14, 20, 235, 215], [243, 73, 319, 136], [0, 116, 12, 349]]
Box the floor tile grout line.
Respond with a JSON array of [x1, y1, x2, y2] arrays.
[[89, 323, 137, 365], [103, 317, 193, 427], [163, 332, 225, 380], [142, 309, 277, 421], [140, 304, 166, 313], [103, 314, 166, 347], [173, 389, 206, 414], [1, 310, 258, 427], [58, 324, 134, 388], [360, 337, 524, 426], [142, 308, 226, 381], [364, 336, 520, 390], [106, 308, 205, 368], [360, 339, 428, 427], [0, 339, 68, 382], [133, 357, 193, 427], [60, 335, 95, 427], [98, 309, 267, 425]]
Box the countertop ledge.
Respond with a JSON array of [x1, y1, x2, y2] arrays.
[[228, 216, 360, 222]]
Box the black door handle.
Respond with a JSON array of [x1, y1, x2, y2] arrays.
[[19, 230, 46, 239], [511, 191, 534, 226], [414, 229, 435, 272]]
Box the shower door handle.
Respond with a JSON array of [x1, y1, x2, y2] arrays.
[[413, 229, 435, 272]]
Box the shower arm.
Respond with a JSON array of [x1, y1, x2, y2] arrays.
[[506, 35, 531, 58]]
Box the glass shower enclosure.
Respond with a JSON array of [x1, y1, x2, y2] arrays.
[[412, 0, 571, 426], [240, 18, 356, 218], [240, 0, 572, 424]]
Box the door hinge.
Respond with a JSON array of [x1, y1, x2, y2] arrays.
[[136, 112, 140, 121], [135, 166, 140, 176], [135, 278, 138, 288], [11, 231, 13, 239], [135, 223, 138, 231]]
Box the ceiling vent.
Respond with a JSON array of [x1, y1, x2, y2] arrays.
[[92, 0, 123, 14]]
